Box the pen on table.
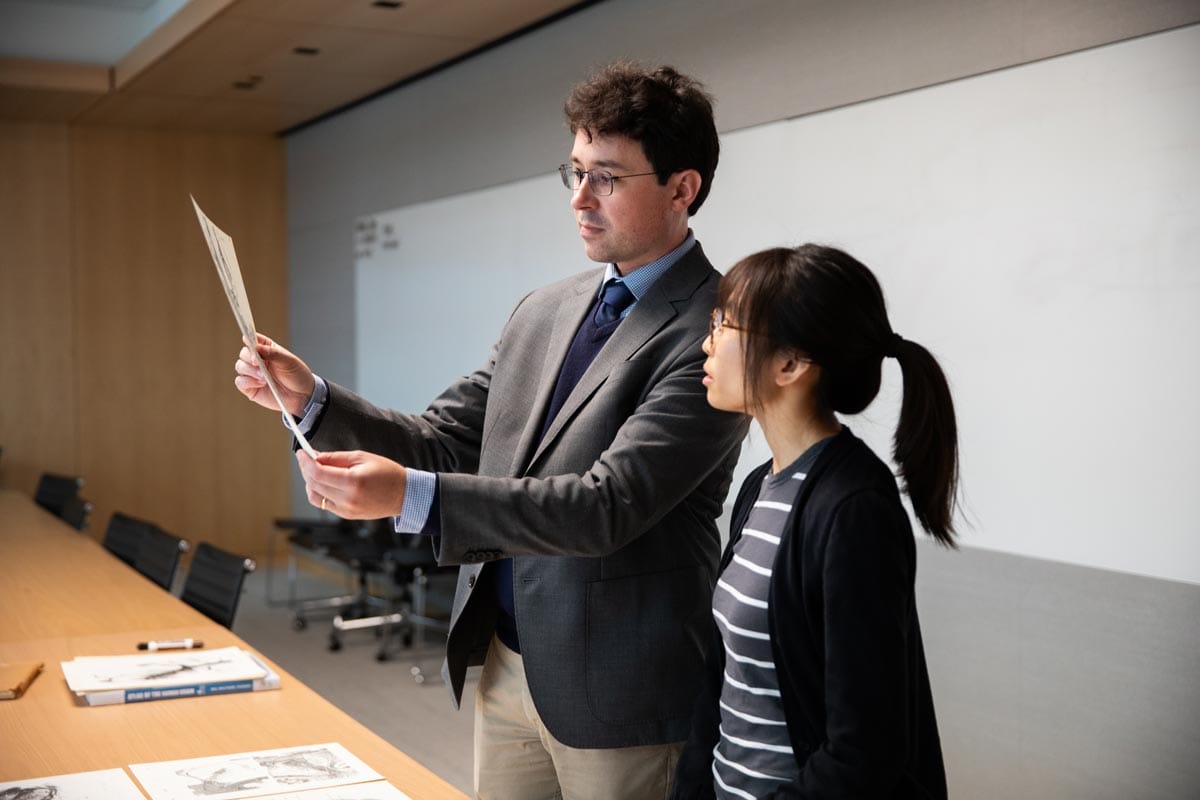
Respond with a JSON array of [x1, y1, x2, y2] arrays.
[[136, 638, 204, 651]]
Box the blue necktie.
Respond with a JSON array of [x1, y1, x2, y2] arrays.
[[595, 278, 634, 324]]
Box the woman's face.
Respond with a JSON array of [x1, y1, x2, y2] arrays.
[[701, 307, 751, 414]]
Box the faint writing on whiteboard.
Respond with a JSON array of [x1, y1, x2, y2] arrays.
[[354, 217, 399, 260]]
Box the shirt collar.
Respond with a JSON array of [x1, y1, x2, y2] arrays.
[[599, 230, 696, 301]]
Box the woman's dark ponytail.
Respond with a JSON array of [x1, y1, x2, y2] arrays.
[[721, 244, 960, 545], [889, 336, 959, 546]]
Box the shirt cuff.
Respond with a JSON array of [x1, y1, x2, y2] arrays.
[[283, 375, 329, 436], [395, 469, 436, 533]]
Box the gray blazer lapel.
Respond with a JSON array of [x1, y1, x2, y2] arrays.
[[508, 271, 598, 475], [530, 244, 713, 469]]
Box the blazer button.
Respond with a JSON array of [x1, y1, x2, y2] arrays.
[[467, 575, 476, 588]]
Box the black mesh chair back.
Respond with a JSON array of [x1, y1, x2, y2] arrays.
[[134, 526, 190, 590], [181, 542, 256, 628], [389, 532, 443, 577], [103, 512, 152, 566], [35, 473, 84, 516], [59, 495, 94, 531]]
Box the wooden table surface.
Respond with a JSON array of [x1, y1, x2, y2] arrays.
[[0, 489, 466, 798]]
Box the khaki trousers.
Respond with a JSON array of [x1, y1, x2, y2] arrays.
[[473, 637, 682, 800]]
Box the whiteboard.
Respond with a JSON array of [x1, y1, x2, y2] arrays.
[[355, 171, 579, 413], [356, 25, 1200, 584]]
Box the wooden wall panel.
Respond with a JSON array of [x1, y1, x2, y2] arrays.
[[69, 127, 289, 556], [0, 122, 78, 496]]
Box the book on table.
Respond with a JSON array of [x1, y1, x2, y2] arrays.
[[59, 645, 280, 705]]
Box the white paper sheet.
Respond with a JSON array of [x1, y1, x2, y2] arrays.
[[129, 742, 382, 800], [62, 646, 267, 693], [242, 781, 413, 800], [0, 768, 146, 799], [191, 196, 317, 457]]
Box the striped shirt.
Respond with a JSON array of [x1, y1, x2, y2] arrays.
[[711, 439, 829, 799]]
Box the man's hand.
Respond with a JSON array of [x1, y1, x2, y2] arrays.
[[296, 450, 408, 520], [234, 333, 316, 418]]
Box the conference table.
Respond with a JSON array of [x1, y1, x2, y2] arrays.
[[0, 489, 466, 799]]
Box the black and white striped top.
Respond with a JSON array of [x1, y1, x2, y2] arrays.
[[711, 441, 828, 799]]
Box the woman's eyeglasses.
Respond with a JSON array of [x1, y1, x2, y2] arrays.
[[708, 308, 748, 340]]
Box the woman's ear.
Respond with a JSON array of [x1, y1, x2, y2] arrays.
[[773, 351, 816, 389]]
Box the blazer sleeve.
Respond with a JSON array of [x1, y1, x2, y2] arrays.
[[433, 333, 748, 563], [771, 488, 918, 798]]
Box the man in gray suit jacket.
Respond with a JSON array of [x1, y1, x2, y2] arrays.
[[235, 63, 748, 799]]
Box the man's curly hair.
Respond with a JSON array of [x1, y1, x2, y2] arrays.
[[564, 62, 719, 216]]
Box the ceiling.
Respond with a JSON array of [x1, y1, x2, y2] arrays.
[[0, 0, 587, 134]]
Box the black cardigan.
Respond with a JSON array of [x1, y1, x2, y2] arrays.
[[672, 428, 947, 799]]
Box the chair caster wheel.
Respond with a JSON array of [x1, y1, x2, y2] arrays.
[[292, 617, 307, 631], [375, 651, 389, 662], [402, 632, 413, 648], [328, 634, 342, 651]]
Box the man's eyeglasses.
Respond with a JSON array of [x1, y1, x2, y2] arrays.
[[559, 164, 658, 196], [708, 308, 748, 340]]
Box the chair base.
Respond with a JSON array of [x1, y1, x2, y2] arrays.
[[330, 608, 448, 662], [292, 590, 387, 631]]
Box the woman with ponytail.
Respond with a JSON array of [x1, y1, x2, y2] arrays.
[[672, 244, 957, 799]]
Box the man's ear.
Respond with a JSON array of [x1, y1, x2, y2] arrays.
[[671, 169, 702, 212]]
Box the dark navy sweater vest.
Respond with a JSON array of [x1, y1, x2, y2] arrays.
[[493, 291, 628, 652]]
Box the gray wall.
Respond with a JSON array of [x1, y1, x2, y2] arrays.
[[917, 540, 1200, 798], [284, 1, 1200, 796]]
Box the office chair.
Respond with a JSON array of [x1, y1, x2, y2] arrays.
[[265, 516, 353, 607], [103, 513, 190, 589], [103, 512, 155, 566], [34, 472, 84, 516], [134, 526, 190, 590], [181, 542, 256, 628], [274, 516, 361, 624], [282, 518, 391, 632], [58, 495, 94, 531], [329, 532, 452, 665]]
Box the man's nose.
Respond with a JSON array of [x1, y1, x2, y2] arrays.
[[570, 177, 597, 209]]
